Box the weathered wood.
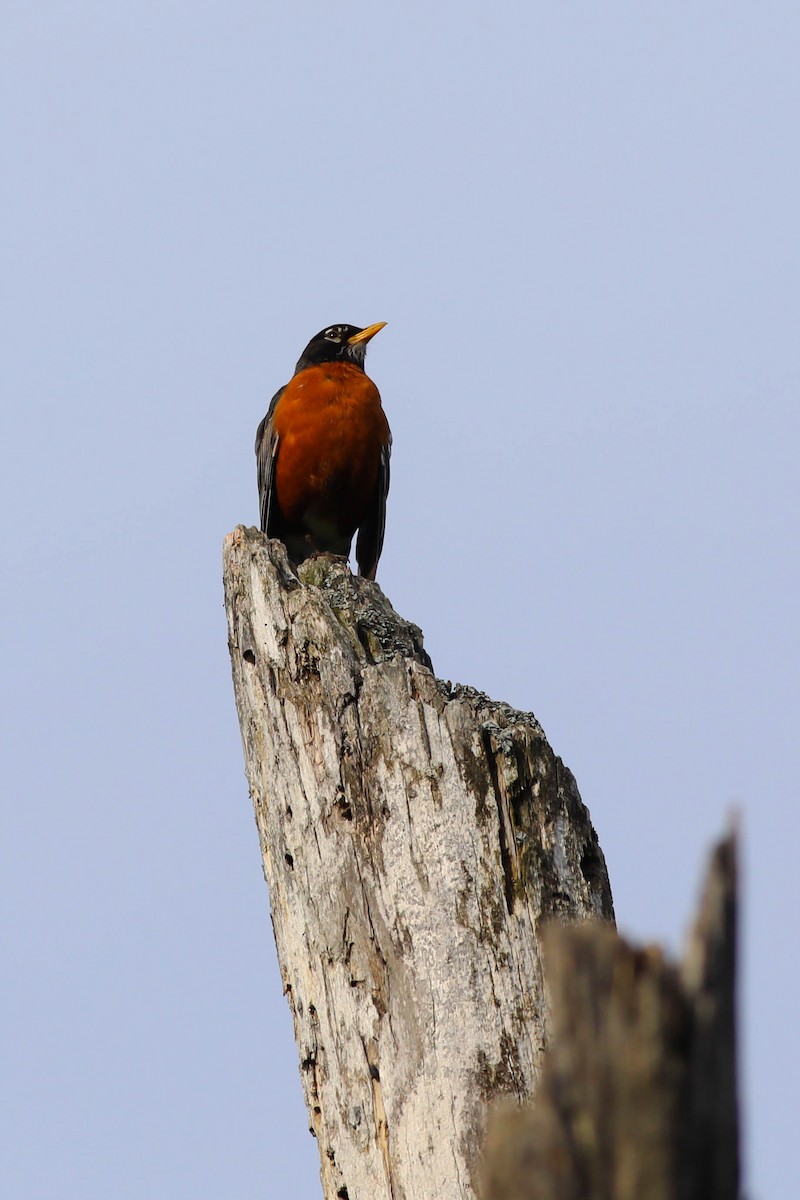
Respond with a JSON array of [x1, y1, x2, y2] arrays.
[[223, 526, 613, 1200], [480, 830, 739, 1200]]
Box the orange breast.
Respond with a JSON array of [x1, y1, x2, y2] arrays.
[[272, 362, 390, 537]]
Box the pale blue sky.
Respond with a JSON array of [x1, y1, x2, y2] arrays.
[[3, 4, 798, 1197]]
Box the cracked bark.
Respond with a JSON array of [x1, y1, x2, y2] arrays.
[[223, 527, 614, 1200]]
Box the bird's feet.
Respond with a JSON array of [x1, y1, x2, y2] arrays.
[[303, 534, 349, 566], [314, 552, 350, 567]]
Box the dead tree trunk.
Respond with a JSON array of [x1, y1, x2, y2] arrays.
[[223, 527, 613, 1200], [480, 831, 739, 1200]]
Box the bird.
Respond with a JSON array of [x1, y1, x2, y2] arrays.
[[255, 322, 391, 580]]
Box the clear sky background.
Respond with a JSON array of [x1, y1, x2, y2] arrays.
[[2, 4, 797, 1197]]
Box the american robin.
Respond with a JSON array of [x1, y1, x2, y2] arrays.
[[255, 322, 391, 580]]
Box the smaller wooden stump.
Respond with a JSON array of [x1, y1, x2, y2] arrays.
[[481, 831, 739, 1200]]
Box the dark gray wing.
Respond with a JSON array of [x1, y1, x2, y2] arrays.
[[255, 385, 284, 533], [356, 436, 392, 580]]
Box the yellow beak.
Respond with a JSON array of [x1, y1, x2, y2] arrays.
[[347, 321, 387, 346]]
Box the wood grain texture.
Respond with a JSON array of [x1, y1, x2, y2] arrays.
[[223, 527, 613, 1200]]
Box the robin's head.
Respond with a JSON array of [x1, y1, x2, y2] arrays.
[[295, 322, 387, 373]]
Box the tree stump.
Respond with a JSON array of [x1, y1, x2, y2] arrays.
[[480, 831, 739, 1200], [223, 527, 613, 1200]]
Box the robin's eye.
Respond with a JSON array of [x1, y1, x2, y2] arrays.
[[324, 328, 341, 342]]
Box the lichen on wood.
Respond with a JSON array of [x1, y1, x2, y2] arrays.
[[223, 527, 613, 1200]]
